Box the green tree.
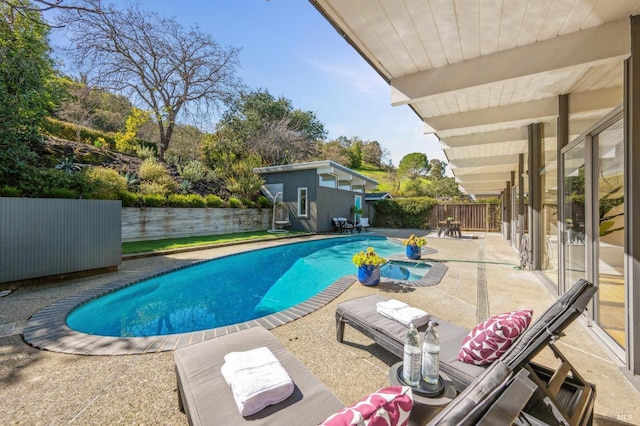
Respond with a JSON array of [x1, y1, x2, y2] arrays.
[[398, 152, 430, 179], [216, 89, 326, 165], [317, 139, 350, 166], [201, 133, 242, 176], [0, 0, 54, 186], [428, 159, 447, 181], [426, 177, 467, 200]]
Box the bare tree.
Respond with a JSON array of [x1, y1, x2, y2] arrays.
[[60, 0, 243, 160], [253, 116, 318, 165], [1, 0, 101, 24]]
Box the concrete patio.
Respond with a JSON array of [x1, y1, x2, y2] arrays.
[[1, 230, 639, 424]]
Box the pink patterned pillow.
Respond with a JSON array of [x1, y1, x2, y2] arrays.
[[458, 309, 533, 365], [320, 386, 413, 426]]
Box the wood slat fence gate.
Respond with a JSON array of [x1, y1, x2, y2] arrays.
[[427, 203, 502, 232]]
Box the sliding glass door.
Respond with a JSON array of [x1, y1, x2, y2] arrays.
[[562, 141, 586, 289]]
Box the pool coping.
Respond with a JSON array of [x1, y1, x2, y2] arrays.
[[23, 238, 447, 356]]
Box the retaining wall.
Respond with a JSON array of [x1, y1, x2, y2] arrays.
[[121, 207, 272, 242]]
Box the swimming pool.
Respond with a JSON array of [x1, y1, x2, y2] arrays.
[[66, 236, 430, 337]]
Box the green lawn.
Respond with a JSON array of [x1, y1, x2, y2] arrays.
[[122, 230, 307, 254]]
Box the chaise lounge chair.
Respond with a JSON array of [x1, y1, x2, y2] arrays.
[[335, 279, 598, 425], [174, 325, 545, 426]]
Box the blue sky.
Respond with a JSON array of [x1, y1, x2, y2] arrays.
[[54, 0, 445, 167]]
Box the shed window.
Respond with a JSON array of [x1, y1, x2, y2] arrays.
[[319, 174, 336, 188], [297, 187, 308, 217], [338, 180, 351, 190]]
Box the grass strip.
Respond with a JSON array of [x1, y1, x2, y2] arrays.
[[122, 231, 306, 254]]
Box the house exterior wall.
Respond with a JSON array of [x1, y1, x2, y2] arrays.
[[262, 169, 364, 232], [262, 169, 318, 232], [317, 187, 361, 232]]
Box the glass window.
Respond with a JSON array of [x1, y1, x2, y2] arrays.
[[297, 187, 308, 217], [338, 180, 351, 190], [319, 174, 336, 188]]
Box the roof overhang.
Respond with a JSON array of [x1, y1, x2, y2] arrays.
[[310, 0, 639, 198], [255, 160, 378, 191]]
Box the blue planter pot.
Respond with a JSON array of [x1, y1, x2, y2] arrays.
[[406, 244, 421, 260], [357, 264, 381, 286]]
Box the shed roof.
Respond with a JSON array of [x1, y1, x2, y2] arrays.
[[255, 160, 378, 191]]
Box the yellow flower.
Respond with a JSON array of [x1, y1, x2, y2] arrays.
[[352, 247, 387, 267], [403, 234, 427, 247]]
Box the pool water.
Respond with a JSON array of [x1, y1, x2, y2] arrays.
[[66, 236, 430, 337]]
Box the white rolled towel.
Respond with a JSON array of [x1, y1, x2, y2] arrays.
[[221, 347, 294, 417], [376, 299, 429, 327]]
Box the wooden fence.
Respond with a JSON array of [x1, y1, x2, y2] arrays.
[[427, 203, 502, 232]]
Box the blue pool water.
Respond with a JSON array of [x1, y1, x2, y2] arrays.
[[66, 236, 430, 337]]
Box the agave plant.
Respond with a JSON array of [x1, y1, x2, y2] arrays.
[[55, 156, 82, 175], [122, 171, 140, 189]]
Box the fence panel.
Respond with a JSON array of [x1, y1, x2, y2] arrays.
[[1, 198, 121, 283], [428, 203, 502, 232]]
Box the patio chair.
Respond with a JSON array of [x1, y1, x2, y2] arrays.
[[335, 279, 597, 425], [358, 217, 370, 233]]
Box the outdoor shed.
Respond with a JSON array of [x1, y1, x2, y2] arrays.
[[255, 160, 378, 233]]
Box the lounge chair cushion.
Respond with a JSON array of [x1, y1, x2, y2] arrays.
[[335, 294, 486, 388], [174, 326, 344, 425], [320, 386, 413, 426], [458, 309, 532, 365], [427, 361, 514, 426]]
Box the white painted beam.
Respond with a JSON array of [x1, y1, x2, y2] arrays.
[[449, 154, 520, 168], [391, 18, 630, 105], [424, 87, 621, 133]]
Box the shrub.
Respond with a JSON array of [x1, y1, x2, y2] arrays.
[[136, 145, 157, 160], [187, 194, 206, 208], [142, 193, 165, 207], [42, 118, 116, 148], [228, 197, 243, 208], [120, 191, 140, 207], [17, 168, 89, 198], [0, 185, 22, 197], [257, 195, 270, 208], [41, 188, 78, 199], [83, 167, 128, 200], [167, 193, 191, 207], [179, 160, 208, 182], [138, 158, 167, 181], [139, 181, 170, 196], [241, 198, 255, 208], [373, 197, 437, 229], [204, 194, 223, 207]]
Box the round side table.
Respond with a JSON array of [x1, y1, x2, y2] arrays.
[[388, 362, 457, 425]]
